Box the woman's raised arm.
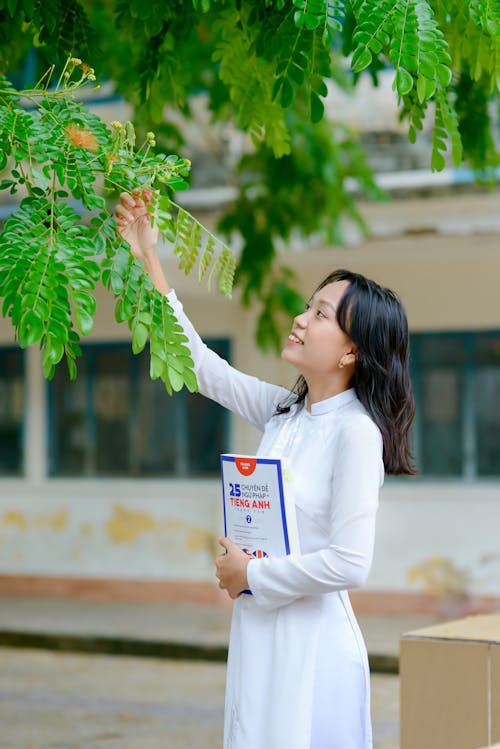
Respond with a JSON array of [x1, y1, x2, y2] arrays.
[[114, 191, 290, 431]]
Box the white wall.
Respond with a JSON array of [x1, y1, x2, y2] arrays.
[[371, 482, 500, 597]]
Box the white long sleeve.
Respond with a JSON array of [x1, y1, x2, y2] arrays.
[[167, 290, 290, 431], [246, 415, 384, 610]]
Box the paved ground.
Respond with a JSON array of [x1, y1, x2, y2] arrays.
[[0, 596, 441, 749], [0, 648, 399, 749]]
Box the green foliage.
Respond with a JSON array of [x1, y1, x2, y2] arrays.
[[454, 70, 499, 175], [0, 0, 499, 357], [293, 0, 345, 39], [218, 102, 384, 350], [107, 245, 197, 394], [268, 13, 333, 123], [212, 7, 293, 156], [0, 197, 94, 380], [0, 0, 95, 71], [172, 205, 236, 297], [348, 0, 499, 170], [248, 1, 341, 130], [2, 1, 499, 166], [0, 62, 236, 388], [350, 0, 455, 170]]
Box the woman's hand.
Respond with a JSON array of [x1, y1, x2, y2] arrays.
[[114, 189, 159, 263], [114, 189, 170, 296], [215, 538, 251, 599]]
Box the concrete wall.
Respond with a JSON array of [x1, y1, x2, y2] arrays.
[[0, 479, 499, 597]]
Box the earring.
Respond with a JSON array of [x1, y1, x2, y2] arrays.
[[338, 361, 345, 369]]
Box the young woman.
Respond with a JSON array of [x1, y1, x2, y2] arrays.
[[115, 190, 415, 749]]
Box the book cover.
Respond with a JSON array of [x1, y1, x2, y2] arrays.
[[220, 454, 300, 563]]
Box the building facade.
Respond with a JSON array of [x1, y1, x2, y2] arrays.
[[1, 185, 499, 608]]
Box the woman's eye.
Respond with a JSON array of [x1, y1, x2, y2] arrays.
[[316, 309, 325, 318]]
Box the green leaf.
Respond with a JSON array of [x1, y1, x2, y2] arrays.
[[351, 47, 372, 73], [132, 321, 149, 354], [44, 334, 65, 365], [431, 150, 446, 171], [395, 67, 413, 96], [167, 364, 185, 391], [94, 232, 106, 255], [294, 10, 320, 30], [18, 309, 44, 347], [73, 291, 97, 317], [67, 356, 78, 380], [280, 77, 295, 108], [416, 75, 427, 103], [183, 368, 198, 393], [42, 359, 56, 380], [110, 271, 124, 294], [310, 92, 324, 123], [150, 354, 164, 380], [437, 64, 452, 87], [74, 306, 94, 336]]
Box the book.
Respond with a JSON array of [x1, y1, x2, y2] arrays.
[[220, 454, 301, 565]]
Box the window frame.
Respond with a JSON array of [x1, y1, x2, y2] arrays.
[[47, 339, 231, 479], [0, 345, 25, 477], [409, 330, 500, 481]]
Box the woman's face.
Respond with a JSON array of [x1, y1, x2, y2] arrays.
[[282, 280, 355, 381]]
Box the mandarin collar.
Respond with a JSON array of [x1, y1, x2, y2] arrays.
[[307, 387, 357, 416]]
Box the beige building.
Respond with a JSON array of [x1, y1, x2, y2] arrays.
[[1, 77, 499, 609], [1, 184, 499, 609]]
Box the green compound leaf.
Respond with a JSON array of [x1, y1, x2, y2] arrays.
[[168, 202, 235, 300], [349, 0, 470, 172], [213, 6, 292, 156]]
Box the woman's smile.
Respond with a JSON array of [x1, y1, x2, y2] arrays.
[[287, 332, 304, 346]]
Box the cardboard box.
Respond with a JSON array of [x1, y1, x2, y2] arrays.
[[400, 612, 500, 749]]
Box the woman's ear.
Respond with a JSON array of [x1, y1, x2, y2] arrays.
[[341, 349, 357, 369]]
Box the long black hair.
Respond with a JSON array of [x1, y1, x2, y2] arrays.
[[278, 269, 416, 475]]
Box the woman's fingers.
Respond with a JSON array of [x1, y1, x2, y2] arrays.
[[114, 204, 134, 223], [132, 188, 146, 207], [121, 191, 136, 207]]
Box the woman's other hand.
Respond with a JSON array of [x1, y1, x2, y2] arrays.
[[215, 538, 251, 599]]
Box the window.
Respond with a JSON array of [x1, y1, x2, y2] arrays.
[[49, 341, 230, 477], [411, 331, 500, 478], [0, 347, 24, 475]]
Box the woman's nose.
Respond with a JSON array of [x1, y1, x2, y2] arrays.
[[294, 311, 308, 328]]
